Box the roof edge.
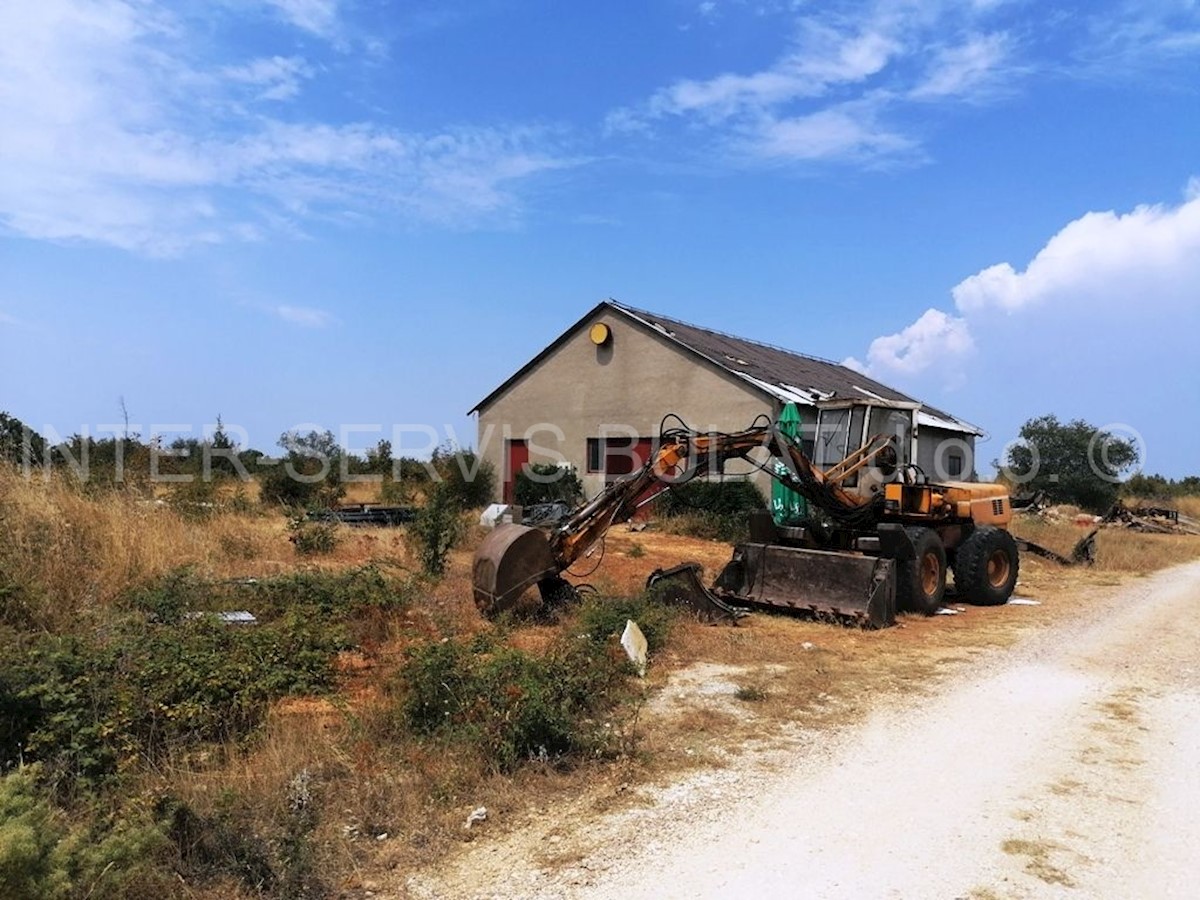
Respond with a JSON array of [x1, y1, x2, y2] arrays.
[[468, 299, 614, 414], [470, 300, 985, 438]]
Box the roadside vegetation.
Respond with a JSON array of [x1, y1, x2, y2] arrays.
[[0, 452, 652, 898], [3, 409, 1200, 896]]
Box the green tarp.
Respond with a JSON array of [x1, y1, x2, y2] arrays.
[[771, 402, 808, 526]]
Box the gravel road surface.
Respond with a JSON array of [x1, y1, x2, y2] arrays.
[[406, 560, 1200, 899]]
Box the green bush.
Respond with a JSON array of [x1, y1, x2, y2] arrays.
[[409, 486, 463, 576], [656, 511, 738, 543], [287, 517, 340, 556], [654, 480, 766, 543], [0, 766, 173, 900], [125, 565, 405, 626], [575, 592, 676, 654], [1123, 472, 1200, 500], [514, 463, 583, 507], [657, 480, 765, 517], [3, 567, 410, 790], [652, 482, 763, 540], [0, 620, 344, 787], [260, 430, 347, 509], [393, 636, 630, 772], [159, 775, 325, 898], [431, 445, 496, 509]]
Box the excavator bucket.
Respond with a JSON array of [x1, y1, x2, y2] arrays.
[[713, 543, 896, 628], [473, 524, 560, 617], [645, 563, 749, 623]]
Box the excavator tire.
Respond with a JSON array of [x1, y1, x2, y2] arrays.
[[953, 526, 1019, 606], [896, 526, 946, 615]]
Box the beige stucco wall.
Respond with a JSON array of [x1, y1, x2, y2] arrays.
[[475, 308, 778, 501]]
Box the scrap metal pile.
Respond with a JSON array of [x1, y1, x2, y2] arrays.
[[1011, 496, 1200, 566], [1100, 500, 1200, 535]]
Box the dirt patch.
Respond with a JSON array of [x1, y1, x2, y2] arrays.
[[1000, 838, 1078, 887]]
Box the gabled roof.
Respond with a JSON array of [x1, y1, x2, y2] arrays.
[[471, 300, 983, 436]]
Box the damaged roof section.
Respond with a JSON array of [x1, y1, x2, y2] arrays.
[[613, 303, 983, 436], [472, 299, 983, 437]]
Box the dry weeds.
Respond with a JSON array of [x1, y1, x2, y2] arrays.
[[6, 475, 1200, 896]]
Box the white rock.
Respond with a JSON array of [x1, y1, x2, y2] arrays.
[[621, 620, 649, 677]]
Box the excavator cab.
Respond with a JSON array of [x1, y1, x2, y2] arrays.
[[811, 399, 916, 495]]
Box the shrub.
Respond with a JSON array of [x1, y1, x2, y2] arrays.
[[3, 567, 408, 790], [166, 476, 220, 521], [657, 480, 765, 518], [575, 592, 676, 654], [431, 445, 495, 509], [288, 516, 340, 556], [260, 430, 346, 509], [0, 412, 46, 468], [393, 635, 630, 772], [0, 766, 68, 899], [0, 766, 173, 900], [514, 463, 584, 507], [409, 486, 463, 576], [654, 479, 766, 543]]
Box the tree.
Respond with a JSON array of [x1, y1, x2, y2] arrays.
[[260, 429, 346, 508], [0, 413, 45, 467], [1000, 415, 1139, 512], [430, 444, 496, 509]]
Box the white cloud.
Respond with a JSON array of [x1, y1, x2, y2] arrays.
[[748, 102, 915, 162], [843, 308, 974, 378], [910, 33, 1011, 99], [952, 193, 1200, 313], [220, 55, 313, 102], [848, 183, 1200, 382], [631, 24, 897, 125], [0, 1, 575, 254], [1076, 3, 1200, 75], [262, 0, 339, 38], [275, 304, 333, 327], [607, 2, 1019, 165]]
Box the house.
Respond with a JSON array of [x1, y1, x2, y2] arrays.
[[470, 300, 983, 504]]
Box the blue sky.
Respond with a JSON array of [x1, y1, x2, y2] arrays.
[[2, 0, 1198, 475]]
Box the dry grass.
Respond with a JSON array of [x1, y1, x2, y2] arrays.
[[1176, 495, 1200, 519], [1011, 510, 1200, 574], [6, 477, 1200, 895], [0, 469, 422, 629]]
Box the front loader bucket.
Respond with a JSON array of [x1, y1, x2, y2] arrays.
[[713, 543, 896, 628], [473, 524, 560, 617], [645, 563, 748, 623]]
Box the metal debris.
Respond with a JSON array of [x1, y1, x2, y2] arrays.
[[308, 505, 414, 527], [1102, 501, 1200, 535]]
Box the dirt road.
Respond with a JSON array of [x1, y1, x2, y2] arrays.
[[406, 560, 1200, 899]]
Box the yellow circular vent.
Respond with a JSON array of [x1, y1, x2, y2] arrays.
[[589, 322, 612, 346]]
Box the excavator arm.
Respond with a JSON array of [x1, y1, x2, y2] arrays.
[[472, 421, 895, 616]]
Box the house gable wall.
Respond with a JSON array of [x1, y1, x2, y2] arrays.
[[476, 308, 777, 500]]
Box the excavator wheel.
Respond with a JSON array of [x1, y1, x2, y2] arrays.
[[953, 526, 1019, 606], [896, 526, 946, 615]]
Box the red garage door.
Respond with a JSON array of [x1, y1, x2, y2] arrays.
[[504, 439, 528, 504]]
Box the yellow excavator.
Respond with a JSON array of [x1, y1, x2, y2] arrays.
[[473, 400, 1017, 628]]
